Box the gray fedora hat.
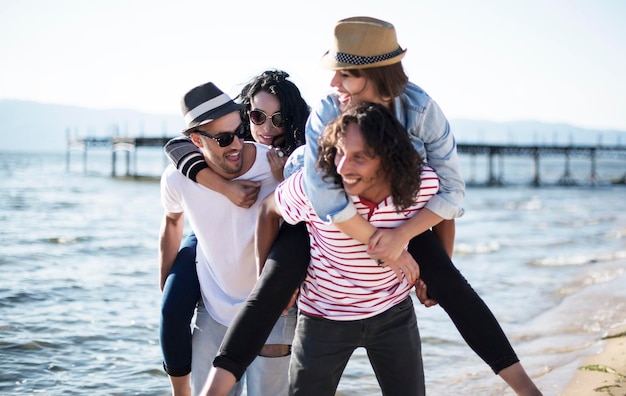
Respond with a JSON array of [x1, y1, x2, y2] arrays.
[[180, 82, 244, 136]]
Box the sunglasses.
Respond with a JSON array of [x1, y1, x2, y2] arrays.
[[194, 123, 246, 147], [249, 110, 284, 128]]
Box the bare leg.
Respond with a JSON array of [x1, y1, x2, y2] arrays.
[[169, 374, 191, 396], [498, 363, 543, 396], [201, 367, 236, 396]]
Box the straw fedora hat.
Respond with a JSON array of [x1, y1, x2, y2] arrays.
[[180, 82, 244, 136], [320, 16, 406, 70]]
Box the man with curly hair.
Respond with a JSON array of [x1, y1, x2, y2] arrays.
[[203, 102, 438, 396]]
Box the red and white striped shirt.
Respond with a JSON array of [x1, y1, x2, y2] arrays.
[[275, 166, 439, 320]]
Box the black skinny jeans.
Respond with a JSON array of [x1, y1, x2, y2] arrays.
[[214, 223, 519, 381]]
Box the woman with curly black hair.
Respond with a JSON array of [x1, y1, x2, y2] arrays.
[[159, 70, 310, 396]]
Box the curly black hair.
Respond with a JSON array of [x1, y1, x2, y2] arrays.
[[317, 102, 424, 211], [236, 70, 310, 156]]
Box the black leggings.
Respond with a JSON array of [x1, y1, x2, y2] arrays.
[[214, 223, 519, 380]]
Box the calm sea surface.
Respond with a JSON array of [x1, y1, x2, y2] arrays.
[[1, 150, 625, 395]]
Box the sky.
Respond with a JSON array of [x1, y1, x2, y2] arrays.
[[1, 0, 625, 131]]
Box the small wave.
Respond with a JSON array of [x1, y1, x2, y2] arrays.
[[605, 227, 626, 240], [0, 339, 58, 351], [135, 368, 167, 376], [1, 290, 49, 305], [574, 267, 624, 290], [505, 196, 542, 211], [530, 250, 626, 267], [44, 201, 82, 211], [43, 236, 91, 245], [539, 336, 596, 355], [554, 215, 619, 228], [454, 242, 500, 255], [46, 363, 68, 372]]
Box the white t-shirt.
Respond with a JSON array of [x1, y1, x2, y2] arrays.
[[276, 166, 439, 321], [160, 142, 278, 326]]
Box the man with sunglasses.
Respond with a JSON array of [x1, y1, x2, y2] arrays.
[[159, 81, 295, 396]]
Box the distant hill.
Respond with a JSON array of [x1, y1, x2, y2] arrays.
[[0, 99, 184, 152], [0, 99, 624, 152]]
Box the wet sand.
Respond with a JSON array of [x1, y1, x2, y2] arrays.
[[559, 325, 626, 395]]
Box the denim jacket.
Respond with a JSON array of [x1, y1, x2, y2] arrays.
[[303, 82, 465, 223]]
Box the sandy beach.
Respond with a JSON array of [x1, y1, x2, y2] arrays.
[[559, 325, 626, 396], [553, 257, 626, 396]]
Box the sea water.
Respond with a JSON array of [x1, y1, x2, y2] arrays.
[[1, 150, 625, 395]]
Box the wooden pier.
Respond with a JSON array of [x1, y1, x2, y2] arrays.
[[66, 136, 171, 177], [66, 135, 626, 185], [457, 143, 626, 186]]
